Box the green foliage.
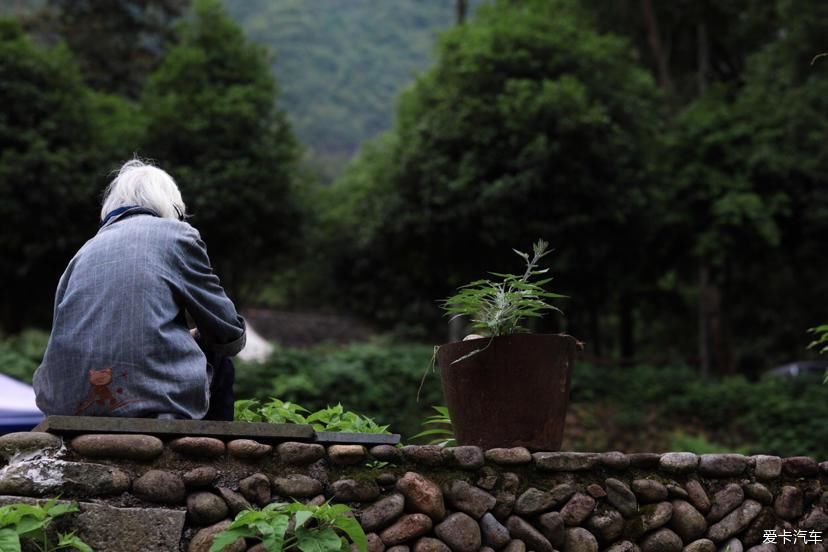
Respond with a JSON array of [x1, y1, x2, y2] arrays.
[[442, 239, 564, 337], [234, 343, 441, 439], [210, 500, 366, 552], [0, 329, 48, 384], [317, 0, 662, 338], [222, 0, 460, 173], [0, 17, 142, 330], [141, 0, 302, 301], [411, 406, 455, 447], [0, 499, 91, 552], [234, 398, 390, 435]]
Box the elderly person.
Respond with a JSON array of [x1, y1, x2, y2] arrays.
[[33, 159, 246, 420]]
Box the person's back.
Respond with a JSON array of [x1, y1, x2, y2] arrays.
[[33, 160, 245, 419]]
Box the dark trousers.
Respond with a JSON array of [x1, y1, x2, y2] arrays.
[[204, 352, 235, 421]]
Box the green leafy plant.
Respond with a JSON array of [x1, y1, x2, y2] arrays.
[[411, 406, 455, 446], [234, 399, 390, 434], [442, 239, 564, 337], [806, 325, 828, 383], [364, 460, 392, 470], [0, 499, 92, 552], [210, 501, 367, 552]]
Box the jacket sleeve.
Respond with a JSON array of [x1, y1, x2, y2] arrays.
[[173, 225, 246, 357]]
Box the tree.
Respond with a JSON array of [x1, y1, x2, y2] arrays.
[[320, 0, 664, 346], [0, 17, 142, 331], [141, 0, 301, 302], [25, 0, 189, 97]]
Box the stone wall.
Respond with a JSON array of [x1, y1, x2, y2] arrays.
[[1, 431, 827, 552]]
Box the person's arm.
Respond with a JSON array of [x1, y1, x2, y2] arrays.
[[174, 225, 246, 357]]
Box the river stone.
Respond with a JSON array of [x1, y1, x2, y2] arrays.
[[698, 454, 747, 477], [272, 474, 323, 497], [565, 527, 598, 552], [667, 484, 689, 499], [402, 445, 445, 466], [773, 486, 803, 520], [183, 467, 217, 489], [605, 541, 640, 552], [446, 480, 496, 519], [669, 500, 707, 543], [435, 512, 481, 552], [501, 473, 520, 492], [750, 455, 781, 481], [532, 451, 596, 471], [492, 491, 516, 520], [397, 472, 445, 521], [685, 480, 711, 514], [587, 483, 607, 499], [506, 516, 554, 552], [480, 548, 495, 552], [239, 473, 271, 506], [444, 446, 484, 469], [721, 537, 744, 552], [133, 469, 185, 504], [169, 437, 225, 458], [707, 500, 762, 542], [364, 533, 386, 552], [683, 538, 716, 552], [560, 493, 597, 526], [333, 478, 381, 503], [708, 484, 744, 523], [0, 459, 131, 497], [642, 501, 673, 532], [740, 508, 775, 547], [361, 493, 405, 532], [188, 520, 245, 552], [633, 480, 668, 503], [379, 514, 433, 546], [0, 432, 61, 459], [744, 545, 775, 552], [598, 451, 630, 470], [480, 512, 510, 549], [187, 491, 228, 526], [743, 483, 773, 505], [476, 467, 498, 490], [387, 547, 410, 552], [660, 453, 699, 474], [502, 540, 525, 552], [485, 448, 532, 465], [377, 473, 398, 487], [537, 511, 566, 549], [226, 439, 272, 459], [585, 507, 624, 543], [277, 442, 325, 464], [782, 456, 819, 477], [802, 507, 828, 531], [640, 528, 682, 552], [70, 434, 163, 461], [606, 478, 638, 518], [329, 445, 366, 465], [215, 487, 251, 516], [370, 445, 403, 462], [413, 538, 449, 552], [514, 484, 575, 515]]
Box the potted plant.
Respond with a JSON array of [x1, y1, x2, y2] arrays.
[[436, 239, 580, 451]]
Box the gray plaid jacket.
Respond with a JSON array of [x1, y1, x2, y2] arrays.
[[33, 207, 246, 419]]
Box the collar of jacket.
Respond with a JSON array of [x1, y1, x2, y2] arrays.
[[99, 205, 161, 229]]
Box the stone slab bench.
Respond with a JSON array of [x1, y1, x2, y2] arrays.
[[33, 415, 400, 446]]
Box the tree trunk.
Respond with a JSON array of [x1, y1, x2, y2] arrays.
[[640, 0, 674, 96], [619, 294, 635, 361], [455, 0, 467, 25]]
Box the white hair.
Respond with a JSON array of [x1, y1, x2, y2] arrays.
[[100, 160, 186, 221]]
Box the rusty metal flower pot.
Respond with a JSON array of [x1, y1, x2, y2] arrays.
[[437, 333, 578, 451]]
